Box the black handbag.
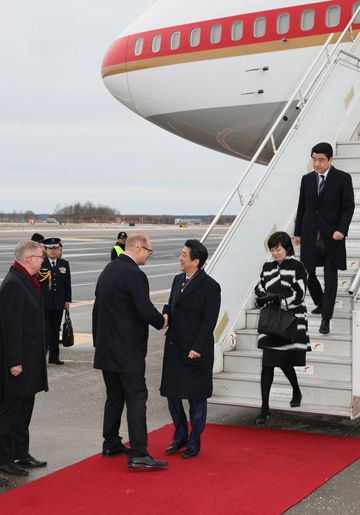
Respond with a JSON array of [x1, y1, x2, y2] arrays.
[[258, 295, 297, 341], [61, 308, 74, 347]]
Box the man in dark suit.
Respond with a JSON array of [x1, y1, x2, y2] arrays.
[[38, 237, 72, 364], [93, 233, 168, 469], [160, 240, 221, 458], [0, 240, 48, 480], [294, 142, 355, 334]]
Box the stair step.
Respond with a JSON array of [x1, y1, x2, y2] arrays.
[[246, 309, 352, 334], [223, 351, 351, 380], [212, 372, 352, 413], [208, 394, 352, 417], [235, 328, 351, 358], [335, 142, 360, 158]]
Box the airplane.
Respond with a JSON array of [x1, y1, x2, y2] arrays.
[[101, 0, 360, 164]]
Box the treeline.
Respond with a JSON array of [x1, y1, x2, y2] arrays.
[[54, 202, 119, 223]]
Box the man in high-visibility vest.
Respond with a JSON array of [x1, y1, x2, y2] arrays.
[[110, 231, 128, 260]]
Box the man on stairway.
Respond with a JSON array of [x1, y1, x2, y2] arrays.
[[294, 142, 355, 335]]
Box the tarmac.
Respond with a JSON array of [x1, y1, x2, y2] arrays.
[[2, 319, 360, 513], [1, 226, 360, 512]]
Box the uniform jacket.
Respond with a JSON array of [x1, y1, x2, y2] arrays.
[[0, 266, 48, 403], [160, 269, 221, 400], [294, 166, 354, 270], [38, 256, 72, 310], [93, 254, 164, 375]]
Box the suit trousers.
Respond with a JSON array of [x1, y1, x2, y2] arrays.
[[102, 370, 148, 458], [307, 252, 338, 320], [45, 309, 64, 361], [0, 395, 35, 464], [167, 398, 207, 450]]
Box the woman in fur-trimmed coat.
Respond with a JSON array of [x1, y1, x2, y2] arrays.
[[254, 232, 310, 424]]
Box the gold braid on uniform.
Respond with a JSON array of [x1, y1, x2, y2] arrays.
[[37, 270, 52, 290]]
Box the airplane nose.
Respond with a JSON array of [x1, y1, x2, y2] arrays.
[[101, 36, 135, 112]]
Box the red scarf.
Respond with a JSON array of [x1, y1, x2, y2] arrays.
[[13, 261, 41, 295]]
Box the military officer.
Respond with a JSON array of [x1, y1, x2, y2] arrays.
[[38, 238, 72, 364]]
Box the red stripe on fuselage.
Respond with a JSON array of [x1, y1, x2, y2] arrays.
[[102, 0, 359, 71]]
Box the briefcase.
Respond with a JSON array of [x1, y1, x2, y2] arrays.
[[61, 308, 74, 347]]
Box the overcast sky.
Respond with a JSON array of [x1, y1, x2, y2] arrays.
[[0, 0, 259, 215]]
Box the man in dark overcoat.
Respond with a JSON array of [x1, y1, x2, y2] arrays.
[[0, 240, 48, 479], [38, 237, 72, 364], [93, 233, 168, 469], [294, 142, 354, 334], [160, 239, 221, 458]]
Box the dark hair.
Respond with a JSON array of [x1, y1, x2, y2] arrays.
[[184, 239, 208, 269], [311, 142, 333, 159], [31, 233, 44, 242], [267, 231, 294, 256]]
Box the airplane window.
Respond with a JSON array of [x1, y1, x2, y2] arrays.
[[353, 2, 360, 23], [231, 20, 243, 41], [326, 5, 341, 27], [170, 31, 181, 50], [152, 34, 162, 53], [210, 24, 222, 44], [190, 28, 201, 47], [277, 13, 290, 34], [254, 17, 266, 38], [134, 38, 144, 56], [301, 9, 315, 31]]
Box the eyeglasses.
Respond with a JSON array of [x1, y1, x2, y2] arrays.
[[140, 246, 153, 255]]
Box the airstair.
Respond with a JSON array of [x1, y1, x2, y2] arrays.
[[204, 11, 360, 418]]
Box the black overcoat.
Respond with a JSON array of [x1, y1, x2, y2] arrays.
[[294, 166, 354, 270], [38, 256, 72, 310], [93, 255, 164, 375], [0, 266, 48, 404], [160, 269, 221, 400]]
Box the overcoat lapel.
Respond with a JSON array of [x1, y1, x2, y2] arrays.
[[177, 269, 207, 303]]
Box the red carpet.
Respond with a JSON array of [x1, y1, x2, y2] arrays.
[[1, 424, 360, 514]]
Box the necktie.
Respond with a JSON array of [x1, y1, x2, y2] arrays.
[[319, 174, 325, 194], [181, 276, 190, 292], [51, 261, 56, 268]]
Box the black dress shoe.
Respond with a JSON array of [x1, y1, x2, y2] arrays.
[[311, 306, 322, 314], [166, 441, 187, 454], [255, 410, 271, 425], [290, 391, 302, 408], [49, 359, 64, 365], [0, 475, 9, 487], [102, 444, 129, 457], [16, 455, 47, 468], [0, 462, 30, 476], [128, 455, 168, 469], [319, 319, 330, 334], [182, 448, 200, 459]]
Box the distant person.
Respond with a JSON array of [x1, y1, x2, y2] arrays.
[[93, 233, 168, 469], [111, 231, 127, 260], [160, 240, 221, 459], [38, 238, 72, 365], [0, 240, 48, 479], [31, 233, 44, 243], [254, 232, 310, 424], [294, 142, 354, 334]]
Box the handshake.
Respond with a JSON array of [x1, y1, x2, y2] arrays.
[[162, 313, 168, 329]]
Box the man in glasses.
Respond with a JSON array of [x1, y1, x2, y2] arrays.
[[93, 233, 168, 469], [0, 240, 48, 481]]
